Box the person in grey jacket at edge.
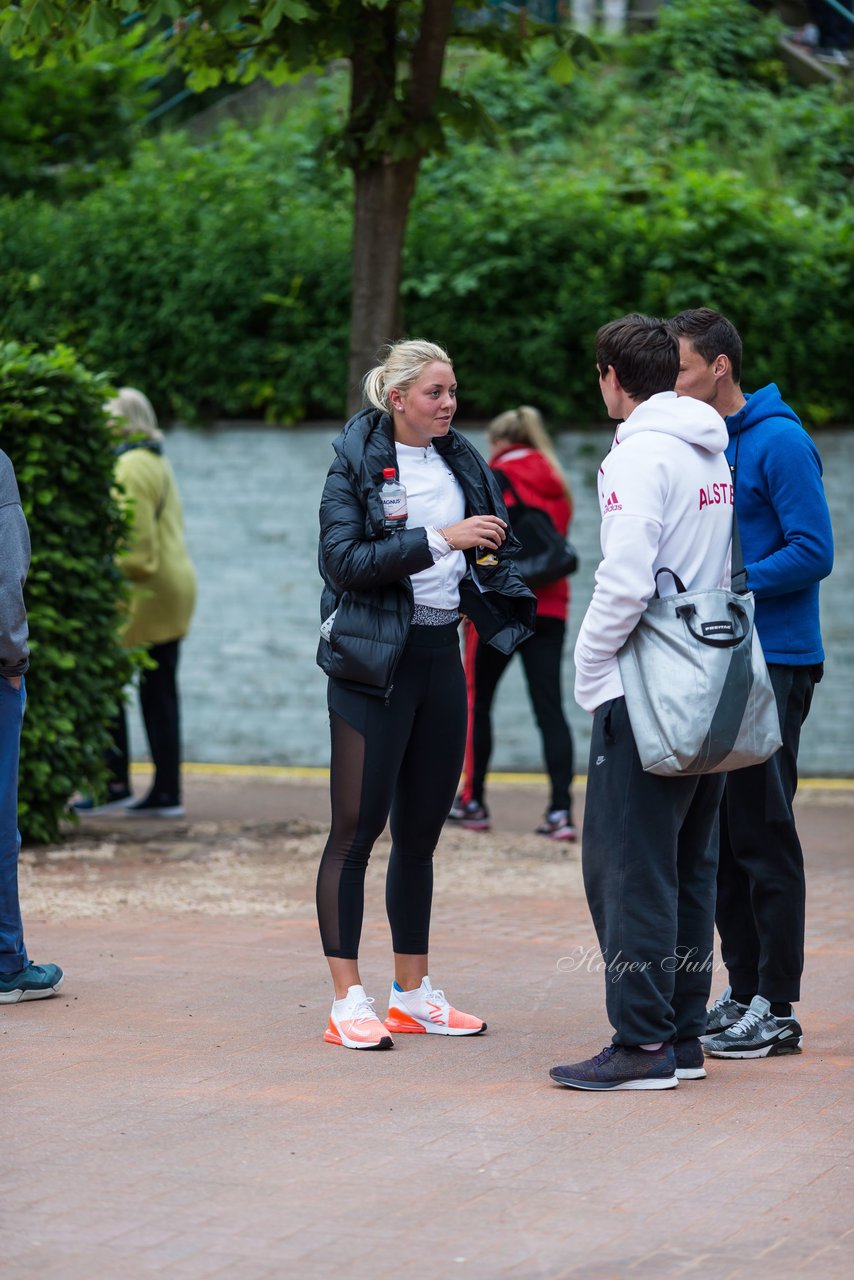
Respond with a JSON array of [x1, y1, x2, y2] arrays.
[[0, 448, 64, 1003]]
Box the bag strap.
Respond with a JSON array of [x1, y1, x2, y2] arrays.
[[492, 468, 525, 509], [653, 567, 687, 598], [730, 428, 748, 595]]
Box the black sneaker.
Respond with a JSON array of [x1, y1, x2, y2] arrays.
[[0, 962, 64, 1004], [126, 795, 185, 818], [704, 996, 803, 1059], [447, 799, 490, 831], [535, 809, 577, 841], [674, 1037, 707, 1080], [549, 1043, 678, 1091], [703, 985, 749, 1037]]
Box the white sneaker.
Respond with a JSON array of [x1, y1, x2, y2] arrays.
[[385, 976, 486, 1036], [323, 985, 394, 1050]]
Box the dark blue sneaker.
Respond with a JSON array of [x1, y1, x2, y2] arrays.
[[0, 962, 64, 1004], [550, 1043, 678, 1091], [674, 1037, 707, 1080]]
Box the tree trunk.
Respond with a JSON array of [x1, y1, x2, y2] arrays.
[[347, 159, 419, 412], [346, 0, 455, 413]]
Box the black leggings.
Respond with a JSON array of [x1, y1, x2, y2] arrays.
[[317, 624, 467, 960], [470, 616, 574, 815]]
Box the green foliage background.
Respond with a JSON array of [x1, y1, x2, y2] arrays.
[[0, 32, 160, 199], [0, 343, 135, 843], [0, 0, 851, 422]]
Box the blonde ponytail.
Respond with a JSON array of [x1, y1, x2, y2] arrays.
[[487, 405, 571, 501]]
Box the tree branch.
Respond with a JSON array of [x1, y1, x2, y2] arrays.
[[407, 0, 454, 122]]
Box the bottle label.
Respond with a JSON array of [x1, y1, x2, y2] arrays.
[[382, 495, 407, 523]]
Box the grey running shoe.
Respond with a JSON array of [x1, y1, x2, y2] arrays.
[[703, 985, 749, 1037], [674, 1037, 707, 1080], [704, 996, 803, 1059]]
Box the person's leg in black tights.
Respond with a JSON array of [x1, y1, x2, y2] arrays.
[[470, 639, 513, 807], [316, 699, 399, 959], [138, 639, 182, 804], [386, 639, 467, 954], [317, 633, 466, 966], [518, 617, 574, 816]]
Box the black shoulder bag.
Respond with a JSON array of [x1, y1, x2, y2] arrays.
[[493, 469, 578, 588]]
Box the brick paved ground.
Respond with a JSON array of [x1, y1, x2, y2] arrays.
[[2, 771, 852, 1279]]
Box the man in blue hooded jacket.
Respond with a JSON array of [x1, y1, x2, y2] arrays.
[[669, 308, 834, 1060]]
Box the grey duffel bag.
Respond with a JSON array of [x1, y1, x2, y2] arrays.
[[617, 569, 782, 777]]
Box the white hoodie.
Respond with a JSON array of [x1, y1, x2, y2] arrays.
[[574, 391, 733, 713]]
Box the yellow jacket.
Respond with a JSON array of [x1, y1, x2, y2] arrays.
[[115, 444, 196, 648]]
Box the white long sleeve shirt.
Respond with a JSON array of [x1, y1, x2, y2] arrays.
[[574, 392, 733, 712], [395, 442, 466, 609]]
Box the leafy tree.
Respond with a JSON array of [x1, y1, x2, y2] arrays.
[[2, 1, 569, 408], [0, 34, 160, 198]]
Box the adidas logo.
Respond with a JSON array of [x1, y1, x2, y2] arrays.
[[603, 490, 622, 514]]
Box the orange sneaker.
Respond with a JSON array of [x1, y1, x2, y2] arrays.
[[323, 985, 394, 1050], [385, 977, 486, 1036]]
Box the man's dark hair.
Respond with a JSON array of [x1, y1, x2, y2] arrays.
[[667, 308, 743, 383], [595, 314, 679, 402]]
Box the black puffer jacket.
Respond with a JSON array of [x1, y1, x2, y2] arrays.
[[317, 408, 536, 697]]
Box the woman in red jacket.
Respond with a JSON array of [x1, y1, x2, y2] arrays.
[[450, 406, 576, 838]]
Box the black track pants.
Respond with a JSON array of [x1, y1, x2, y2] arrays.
[[316, 623, 467, 959], [716, 663, 822, 1004], [582, 697, 725, 1046]]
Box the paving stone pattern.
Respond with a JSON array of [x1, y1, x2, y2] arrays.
[[2, 774, 852, 1278]]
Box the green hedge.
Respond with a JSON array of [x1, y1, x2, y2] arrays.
[[1, 130, 849, 423], [0, 342, 135, 843]]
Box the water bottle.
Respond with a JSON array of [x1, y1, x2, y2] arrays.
[[380, 467, 408, 532]]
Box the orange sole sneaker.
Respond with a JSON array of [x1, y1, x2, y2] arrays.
[[323, 1016, 394, 1050], [385, 1007, 486, 1037]]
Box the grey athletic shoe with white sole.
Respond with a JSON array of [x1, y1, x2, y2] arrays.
[[702, 984, 749, 1038], [704, 996, 803, 1059]]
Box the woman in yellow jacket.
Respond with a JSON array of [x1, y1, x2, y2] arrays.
[[93, 388, 196, 816]]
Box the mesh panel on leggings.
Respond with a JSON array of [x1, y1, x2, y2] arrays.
[[315, 710, 368, 958]]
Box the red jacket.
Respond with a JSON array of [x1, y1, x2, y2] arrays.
[[489, 444, 573, 621]]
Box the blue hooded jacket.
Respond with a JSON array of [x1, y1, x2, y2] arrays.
[[726, 384, 833, 665]]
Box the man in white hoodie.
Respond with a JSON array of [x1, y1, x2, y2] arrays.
[[550, 315, 733, 1091]]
